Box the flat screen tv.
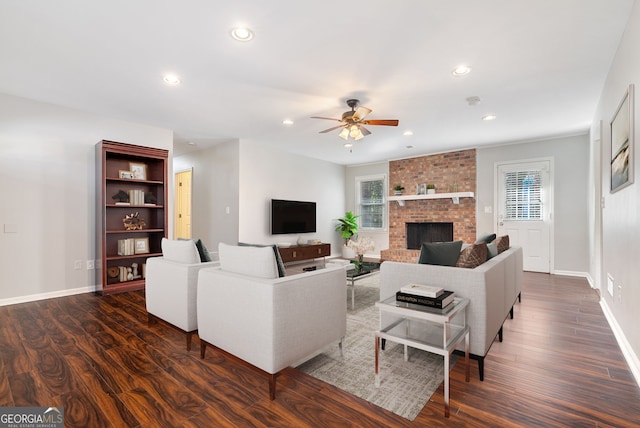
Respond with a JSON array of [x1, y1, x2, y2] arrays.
[[271, 199, 316, 235]]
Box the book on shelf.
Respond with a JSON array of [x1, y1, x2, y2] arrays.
[[396, 290, 455, 309], [400, 283, 444, 298]]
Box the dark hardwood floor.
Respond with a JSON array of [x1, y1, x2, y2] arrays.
[[1, 272, 639, 427]]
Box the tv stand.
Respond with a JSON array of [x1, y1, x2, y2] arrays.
[[278, 243, 330, 264]]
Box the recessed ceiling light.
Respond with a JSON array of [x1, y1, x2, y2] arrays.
[[282, 119, 294, 126], [344, 142, 353, 148], [187, 141, 196, 146], [403, 130, 414, 136], [452, 65, 472, 76], [231, 27, 254, 42], [482, 114, 497, 121], [163, 74, 181, 85]]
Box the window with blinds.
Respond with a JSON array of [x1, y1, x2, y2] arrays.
[[357, 175, 386, 229], [504, 170, 543, 220]]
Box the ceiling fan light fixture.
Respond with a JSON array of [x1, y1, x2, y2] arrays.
[[354, 131, 365, 141], [338, 128, 350, 140]]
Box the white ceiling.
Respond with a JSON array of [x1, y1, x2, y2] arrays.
[[0, 1, 634, 165]]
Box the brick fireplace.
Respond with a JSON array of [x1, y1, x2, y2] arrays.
[[381, 149, 476, 263]]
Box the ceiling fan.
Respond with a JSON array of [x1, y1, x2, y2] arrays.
[[311, 99, 399, 142]]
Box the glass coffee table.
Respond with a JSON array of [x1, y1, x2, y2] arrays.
[[346, 261, 380, 309]]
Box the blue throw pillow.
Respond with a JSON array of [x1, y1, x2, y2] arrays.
[[418, 241, 463, 266]]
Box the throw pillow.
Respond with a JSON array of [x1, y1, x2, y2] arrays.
[[418, 241, 463, 266], [238, 242, 286, 277], [161, 238, 201, 264], [456, 242, 488, 269], [218, 243, 278, 279], [475, 233, 497, 244], [179, 238, 212, 262], [496, 235, 510, 253], [486, 242, 499, 260]]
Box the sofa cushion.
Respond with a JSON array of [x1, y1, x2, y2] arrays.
[[418, 241, 463, 266], [496, 235, 510, 253], [456, 242, 488, 268], [486, 242, 499, 259], [161, 238, 201, 264], [475, 233, 496, 244], [218, 243, 279, 279], [238, 242, 286, 277]]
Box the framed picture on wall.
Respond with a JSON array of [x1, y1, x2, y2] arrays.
[[610, 84, 634, 193]]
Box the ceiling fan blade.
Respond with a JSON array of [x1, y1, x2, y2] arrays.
[[319, 124, 347, 133], [359, 125, 372, 136], [363, 119, 399, 126], [353, 106, 372, 121], [310, 116, 343, 122]]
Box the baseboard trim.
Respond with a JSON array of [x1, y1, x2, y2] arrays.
[[0, 286, 96, 307], [552, 270, 589, 279], [600, 298, 640, 388]]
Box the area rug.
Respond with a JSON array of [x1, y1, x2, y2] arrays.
[[298, 276, 451, 421]]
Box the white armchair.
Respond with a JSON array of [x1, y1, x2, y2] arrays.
[[145, 238, 218, 350], [197, 243, 347, 399]]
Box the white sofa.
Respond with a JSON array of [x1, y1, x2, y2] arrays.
[[380, 245, 523, 380], [197, 243, 347, 399], [145, 239, 219, 350]]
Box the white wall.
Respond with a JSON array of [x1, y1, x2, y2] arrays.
[[238, 141, 346, 256], [477, 134, 590, 274], [345, 161, 390, 257], [0, 93, 173, 303], [590, 0, 640, 381], [174, 141, 240, 252]]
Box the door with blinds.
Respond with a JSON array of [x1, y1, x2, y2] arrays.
[[497, 160, 552, 273]]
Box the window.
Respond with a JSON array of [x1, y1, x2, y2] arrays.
[[504, 170, 543, 220], [356, 174, 386, 230]]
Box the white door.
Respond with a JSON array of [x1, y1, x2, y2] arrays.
[[496, 160, 552, 273]]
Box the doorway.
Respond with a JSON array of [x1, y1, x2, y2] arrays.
[[174, 169, 192, 239], [496, 159, 553, 273]]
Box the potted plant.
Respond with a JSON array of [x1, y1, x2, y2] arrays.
[[335, 211, 359, 258], [393, 185, 405, 195], [427, 184, 436, 194]]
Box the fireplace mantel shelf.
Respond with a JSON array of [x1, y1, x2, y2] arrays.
[[388, 191, 474, 206]]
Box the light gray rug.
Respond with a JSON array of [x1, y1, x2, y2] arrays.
[[298, 276, 450, 421]]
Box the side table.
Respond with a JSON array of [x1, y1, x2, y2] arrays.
[[375, 296, 470, 417]]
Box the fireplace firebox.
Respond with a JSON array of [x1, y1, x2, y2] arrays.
[[406, 222, 454, 249]]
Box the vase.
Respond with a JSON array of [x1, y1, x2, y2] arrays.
[[342, 244, 356, 259]]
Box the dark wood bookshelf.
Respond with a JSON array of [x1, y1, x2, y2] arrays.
[[96, 140, 168, 295]]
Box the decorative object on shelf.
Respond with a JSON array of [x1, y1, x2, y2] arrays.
[[452, 181, 458, 192], [336, 211, 359, 258], [123, 212, 146, 230], [297, 236, 306, 245], [129, 162, 147, 180], [610, 83, 634, 193], [417, 184, 426, 195], [427, 184, 436, 194], [144, 192, 157, 205], [107, 266, 120, 278], [119, 170, 134, 179], [134, 237, 149, 254], [348, 236, 375, 269], [112, 189, 129, 203], [393, 185, 405, 195]]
